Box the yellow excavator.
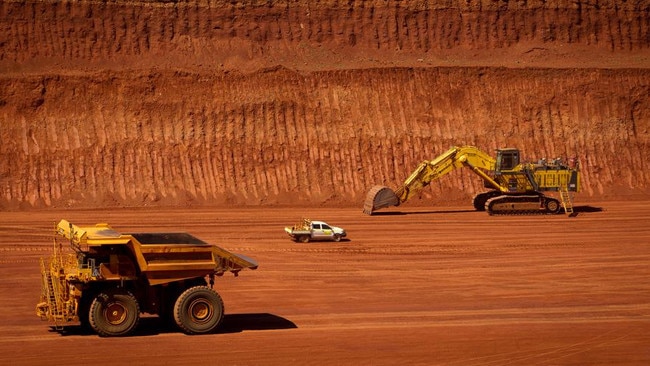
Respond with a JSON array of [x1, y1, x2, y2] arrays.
[[363, 145, 580, 216]]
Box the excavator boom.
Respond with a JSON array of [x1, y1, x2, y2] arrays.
[[363, 146, 500, 214]]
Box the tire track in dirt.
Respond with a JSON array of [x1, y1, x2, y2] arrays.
[[289, 304, 650, 330], [445, 332, 638, 366]]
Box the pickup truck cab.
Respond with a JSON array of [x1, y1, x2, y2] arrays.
[[284, 219, 347, 243]]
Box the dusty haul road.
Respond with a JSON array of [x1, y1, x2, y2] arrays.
[[1, 201, 649, 365]]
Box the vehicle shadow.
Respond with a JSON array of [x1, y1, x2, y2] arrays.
[[51, 312, 296, 337], [573, 205, 603, 213], [370, 209, 477, 215], [370, 206, 603, 216], [218, 313, 297, 333], [293, 238, 352, 243]]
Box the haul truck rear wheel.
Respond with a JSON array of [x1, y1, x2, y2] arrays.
[[89, 289, 140, 337], [174, 286, 224, 334]]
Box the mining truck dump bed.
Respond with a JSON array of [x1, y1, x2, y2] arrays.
[[55, 220, 257, 284]]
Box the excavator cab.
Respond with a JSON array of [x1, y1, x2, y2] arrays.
[[495, 148, 520, 172]]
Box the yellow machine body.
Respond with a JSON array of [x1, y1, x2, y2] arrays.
[[364, 146, 579, 215], [37, 220, 257, 336]]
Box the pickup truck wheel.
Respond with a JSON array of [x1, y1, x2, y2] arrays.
[[174, 286, 224, 335], [333, 234, 341, 242], [89, 289, 140, 337], [298, 235, 310, 243]]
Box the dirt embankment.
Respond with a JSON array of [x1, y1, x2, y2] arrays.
[[1, 0, 649, 209]]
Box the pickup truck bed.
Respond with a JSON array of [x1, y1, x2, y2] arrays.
[[284, 219, 346, 243]]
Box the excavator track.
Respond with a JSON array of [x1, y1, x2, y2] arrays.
[[485, 194, 562, 215], [472, 190, 501, 211]]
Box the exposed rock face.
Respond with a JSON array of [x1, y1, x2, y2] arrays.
[[1, 0, 649, 209]]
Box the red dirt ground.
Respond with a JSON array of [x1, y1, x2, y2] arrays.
[[1, 203, 649, 365]]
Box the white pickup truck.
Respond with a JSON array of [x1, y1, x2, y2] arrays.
[[284, 219, 347, 243]]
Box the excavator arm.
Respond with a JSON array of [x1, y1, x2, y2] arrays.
[[363, 146, 506, 214]]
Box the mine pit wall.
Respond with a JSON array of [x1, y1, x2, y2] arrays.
[[2, 67, 648, 208], [0, 0, 649, 209], [1, 0, 649, 69]]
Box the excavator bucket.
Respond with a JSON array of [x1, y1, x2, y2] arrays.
[[363, 185, 400, 215]]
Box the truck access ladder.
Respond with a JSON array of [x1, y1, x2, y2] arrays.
[[559, 187, 574, 216], [40, 259, 65, 329]]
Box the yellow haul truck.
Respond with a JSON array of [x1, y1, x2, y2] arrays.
[[36, 220, 258, 337], [364, 145, 580, 216]]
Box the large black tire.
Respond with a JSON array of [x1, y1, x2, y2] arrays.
[[298, 235, 310, 243], [89, 289, 140, 337], [173, 286, 224, 335], [333, 234, 341, 242]]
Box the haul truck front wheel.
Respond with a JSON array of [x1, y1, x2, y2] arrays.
[[174, 286, 224, 334], [89, 289, 140, 337]]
